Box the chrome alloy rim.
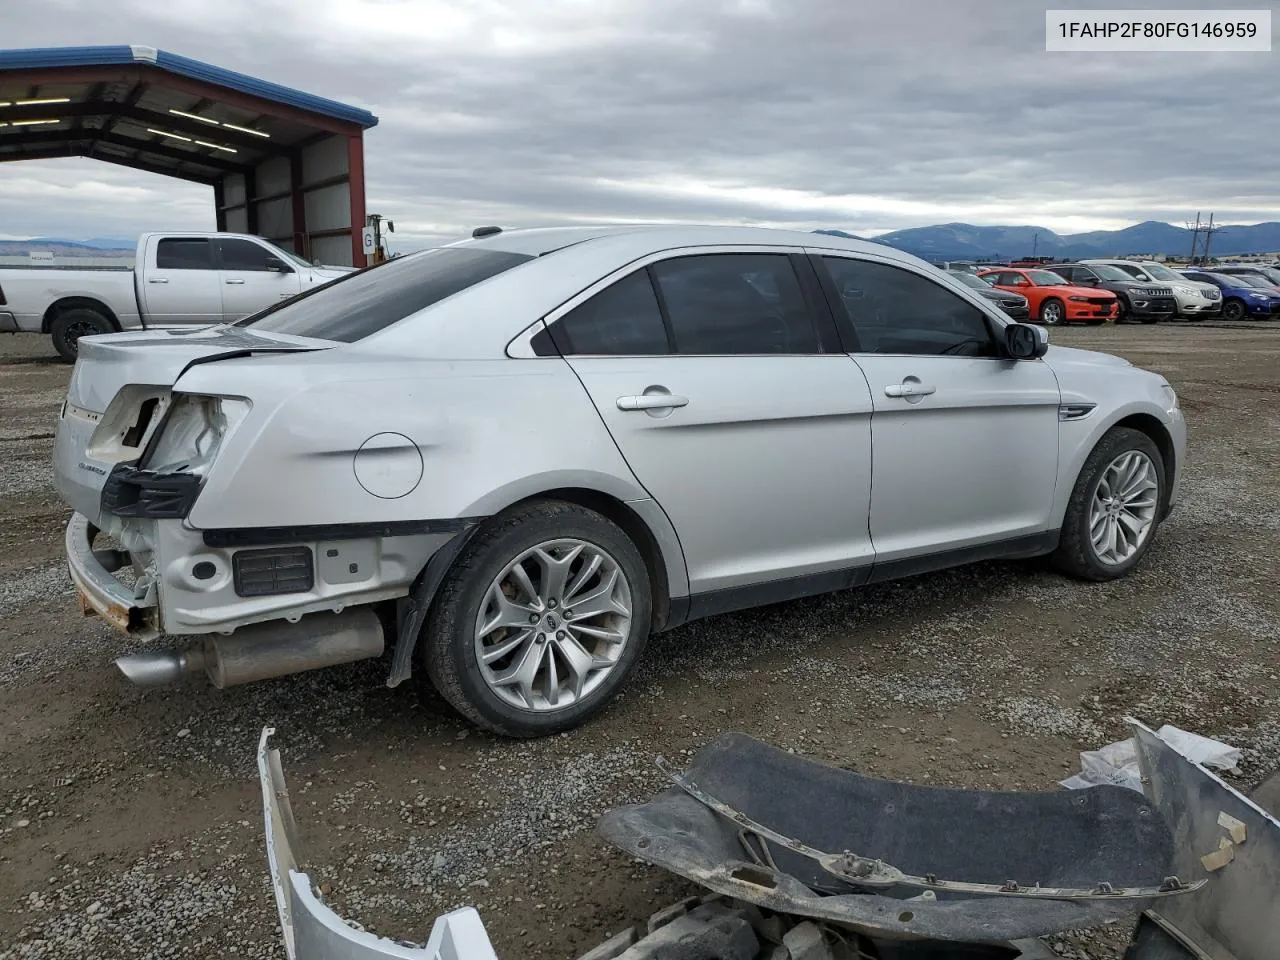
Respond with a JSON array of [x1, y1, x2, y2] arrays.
[[474, 539, 633, 711], [1089, 451, 1159, 565]]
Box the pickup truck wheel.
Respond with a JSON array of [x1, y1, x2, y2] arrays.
[[421, 499, 652, 737], [1053, 427, 1165, 582], [51, 308, 113, 362]]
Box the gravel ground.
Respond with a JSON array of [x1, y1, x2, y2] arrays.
[[1, 323, 1278, 959]]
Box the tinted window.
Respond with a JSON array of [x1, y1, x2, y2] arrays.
[[989, 271, 1025, 286], [555, 269, 669, 355], [1054, 266, 1081, 282], [650, 254, 820, 354], [1028, 270, 1069, 286], [155, 238, 214, 270], [240, 247, 533, 341], [218, 238, 277, 271], [822, 257, 997, 357]]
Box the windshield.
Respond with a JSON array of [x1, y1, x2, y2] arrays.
[[238, 246, 535, 341], [1090, 265, 1133, 282], [949, 271, 992, 290], [1233, 275, 1270, 289], [1028, 270, 1069, 286], [1141, 263, 1181, 281]]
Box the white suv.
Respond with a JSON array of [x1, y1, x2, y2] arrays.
[[53, 225, 1186, 736], [1083, 260, 1220, 319]]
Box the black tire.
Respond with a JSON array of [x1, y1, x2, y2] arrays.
[[1221, 299, 1246, 321], [1039, 298, 1065, 326], [50, 307, 113, 362], [420, 499, 652, 737], [1052, 427, 1166, 582]]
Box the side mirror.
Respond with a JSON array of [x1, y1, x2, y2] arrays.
[[264, 256, 293, 273], [1005, 323, 1049, 360]]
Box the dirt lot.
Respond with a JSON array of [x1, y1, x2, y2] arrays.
[[1, 322, 1278, 960]]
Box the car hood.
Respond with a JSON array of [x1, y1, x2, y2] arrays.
[[1043, 344, 1133, 370], [980, 287, 1024, 302], [68, 325, 332, 414], [1050, 284, 1119, 298]]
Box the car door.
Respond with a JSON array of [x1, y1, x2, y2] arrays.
[[546, 248, 875, 601], [215, 237, 304, 321], [814, 254, 1061, 569], [140, 237, 223, 326]]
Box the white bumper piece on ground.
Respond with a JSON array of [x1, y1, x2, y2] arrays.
[[257, 727, 499, 960]]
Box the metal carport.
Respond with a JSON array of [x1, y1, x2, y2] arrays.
[[0, 45, 378, 267]]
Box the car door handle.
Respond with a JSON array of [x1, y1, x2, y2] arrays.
[[225, 279, 246, 285], [884, 382, 936, 399], [617, 394, 689, 411], [147, 278, 168, 284]]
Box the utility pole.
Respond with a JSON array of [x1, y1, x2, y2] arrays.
[[1186, 212, 1202, 264], [1032, 231, 1039, 258], [1201, 213, 1222, 264]]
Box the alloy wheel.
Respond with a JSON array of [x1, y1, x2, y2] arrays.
[[473, 539, 633, 712], [1088, 451, 1159, 565], [1041, 301, 1064, 325]]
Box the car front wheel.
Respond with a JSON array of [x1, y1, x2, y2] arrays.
[[421, 499, 652, 737], [1053, 427, 1165, 581], [1040, 298, 1065, 326]]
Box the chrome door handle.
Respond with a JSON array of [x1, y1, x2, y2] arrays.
[[225, 279, 245, 285], [617, 394, 689, 411], [884, 382, 936, 399], [147, 278, 168, 284]]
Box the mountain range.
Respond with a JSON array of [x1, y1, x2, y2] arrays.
[[815, 221, 1280, 261], [0, 237, 134, 257]]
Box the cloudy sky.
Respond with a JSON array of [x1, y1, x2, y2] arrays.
[[2, 0, 1278, 248]]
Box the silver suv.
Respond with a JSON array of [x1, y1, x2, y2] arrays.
[[54, 226, 1185, 736]]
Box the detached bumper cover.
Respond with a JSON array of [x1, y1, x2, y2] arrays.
[[601, 733, 1181, 943], [64, 513, 158, 639], [258, 728, 499, 960]]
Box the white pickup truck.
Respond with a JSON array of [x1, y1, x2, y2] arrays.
[[0, 232, 354, 360]]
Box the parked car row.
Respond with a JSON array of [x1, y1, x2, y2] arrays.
[[939, 256, 1280, 326]]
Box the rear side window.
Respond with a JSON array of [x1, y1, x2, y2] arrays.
[[156, 238, 214, 270], [555, 269, 670, 355], [217, 238, 277, 271], [651, 254, 821, 354], [822, 257, 997, 357], [240, 247, 533, 341]]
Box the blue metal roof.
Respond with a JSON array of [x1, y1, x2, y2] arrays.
[[0, 45, 378, 129]]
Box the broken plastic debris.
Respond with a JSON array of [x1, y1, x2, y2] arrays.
[[1061, 724, 1239, 793]]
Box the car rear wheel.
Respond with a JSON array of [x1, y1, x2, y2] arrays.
[[421, 499, 652, 737], [1221, 299, 1246, 321], [50, 307, 113, 362], [1052, 427, 1165, 582], [1039, 298, 1065, 326]]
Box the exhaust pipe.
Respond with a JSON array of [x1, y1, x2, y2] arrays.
[[116, 647, 206, 687], [115, 609, 384, 689]]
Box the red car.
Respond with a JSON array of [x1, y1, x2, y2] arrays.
[[977, 268, 1118, 326]]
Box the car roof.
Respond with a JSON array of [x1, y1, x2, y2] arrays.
[[439, 224, 908, 261]]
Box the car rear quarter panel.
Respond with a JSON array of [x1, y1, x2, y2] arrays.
[[0, 268, 141, 332], [177, 352, 691, 598]]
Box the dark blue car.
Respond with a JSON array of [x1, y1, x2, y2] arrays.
[[1182, 271, 1280, 321]]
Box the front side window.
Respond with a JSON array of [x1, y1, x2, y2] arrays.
[[155, 238, 214, 270], [649, 254, 821, 355], [822, 257, 998, 357], [240, 247, 533, 341], [217, 238, 278, 272]]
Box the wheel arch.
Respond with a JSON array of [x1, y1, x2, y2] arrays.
[[1054, 409, 1177, 528], [496, 486, 682, 632], [41, 297, 120, 334]]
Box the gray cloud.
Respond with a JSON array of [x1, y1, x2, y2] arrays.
[[2, 0, 1277, 248]]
